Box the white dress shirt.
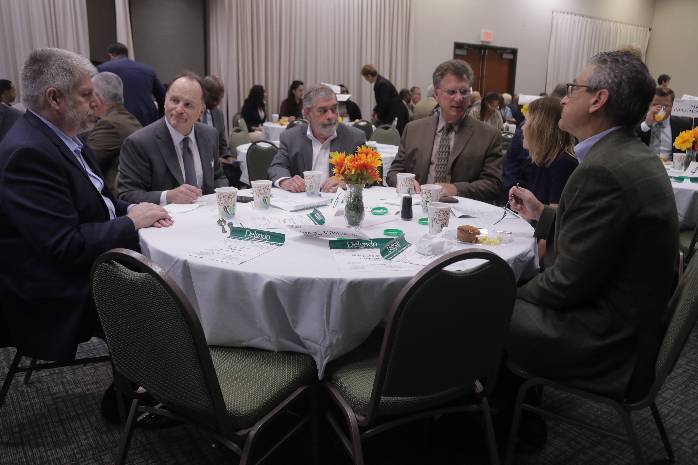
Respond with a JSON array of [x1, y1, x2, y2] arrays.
[[640, 120, 673, 156], [161, 119, 204, 205], [274, 125, 338, 187]]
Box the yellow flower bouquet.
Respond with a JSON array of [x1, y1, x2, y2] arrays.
[[329, 145, 382, 186], [673, 127, 698, 152]]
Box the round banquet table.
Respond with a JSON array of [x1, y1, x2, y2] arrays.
[[140, 187, 538, 376], [262, 122, 286, 141], [668, 166, 698, 229], [236, 141, 398, 187]]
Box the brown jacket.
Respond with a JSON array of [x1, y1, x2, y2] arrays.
[[386, 113, 503, 203]]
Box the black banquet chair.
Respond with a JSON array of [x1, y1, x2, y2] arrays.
[[369, 124, 400, 145], [352, 119, 374, 141], [504, 251, 698, 465], [285, 118, 308, 130], [246, 140, 278, 182], [323, 249, 516, 465], [90, 249, 317, 465]]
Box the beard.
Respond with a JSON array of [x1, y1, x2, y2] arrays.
[[315, 120, 337, 138], [64, 99, 96, 134]]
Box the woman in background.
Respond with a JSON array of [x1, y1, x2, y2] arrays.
[[279, 80, 304, 121], [469, 91, 503, 130], [240, 84, 267, 141], [522, 96, 577, 206]]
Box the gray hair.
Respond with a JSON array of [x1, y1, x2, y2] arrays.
[[21, 48, 96, 111], [302, 85, 337, 109], [586, 50, 655, 127], [432, 59, 473, 89], [92, 71, 123, 105]]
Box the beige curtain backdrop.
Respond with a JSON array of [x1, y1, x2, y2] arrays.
[[208, 0, 412, 133], [0, 0, 90, 106], [114, 0, 134, 59], [546, 11, 651, 93]]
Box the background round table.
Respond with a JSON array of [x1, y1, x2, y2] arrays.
[[140, 187, 538, 376]]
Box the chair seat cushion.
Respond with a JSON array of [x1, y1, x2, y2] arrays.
[[209, 346, 316, 430], [326, 331, 472, 419]]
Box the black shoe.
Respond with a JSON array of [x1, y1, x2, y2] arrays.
[[134, 411, 182, 430]]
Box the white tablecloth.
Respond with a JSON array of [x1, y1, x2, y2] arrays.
[[140, 187, 537, 376], [236, 141, 398, 187], [262, 122, 286, 141], [671, 178, 698, 229]]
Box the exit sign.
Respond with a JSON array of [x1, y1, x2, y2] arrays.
[[481, 29, 493, 43]]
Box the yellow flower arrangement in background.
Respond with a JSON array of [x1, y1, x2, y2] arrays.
[[330, 146, 382, 185], [521, 103, 529, 118], [673, 127, 698, 152]]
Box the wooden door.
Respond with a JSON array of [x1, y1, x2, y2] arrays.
[[453, 43, 516, 95]]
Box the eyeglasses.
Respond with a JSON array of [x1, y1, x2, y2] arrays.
[[440, 88, 472, 98], [565, 83, 593, 97]]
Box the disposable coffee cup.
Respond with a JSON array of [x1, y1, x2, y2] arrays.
[[272, 113, 279, 123], [427, 202, 451, 234], [420, 184, 443, 212], [215, 187, 238, 220], [303, 170, 322, 196], [396, 172, 416, 196], [251, 180, 272, 209], [673, 152, 687, 171]]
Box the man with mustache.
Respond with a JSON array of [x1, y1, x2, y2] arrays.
[[269, 85, 366, 193], [386, 59, 503, 203], [0, 48, 171, 362]]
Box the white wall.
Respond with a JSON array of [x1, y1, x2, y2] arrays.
[[408, 0, 656, 95], [645, 0, 698, 98]]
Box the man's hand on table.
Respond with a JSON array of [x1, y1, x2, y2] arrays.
[[436, 182, 458, 197], [321, 177, 344, 193], [166, 184, 202, 204], [128, 203, 173, 229], [279, 175, 306, 192]]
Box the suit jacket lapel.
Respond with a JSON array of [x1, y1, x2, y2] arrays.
[[414, 115, 438, 182], [449, 117, 474, 170], [195, 124, 213, 191], [155, 119, 184, 185], [301, 136, 313, 172]]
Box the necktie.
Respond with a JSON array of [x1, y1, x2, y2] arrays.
[[181, 137, 197, 186], [434, 123, 453, 183], [651, 121, 664, 154]]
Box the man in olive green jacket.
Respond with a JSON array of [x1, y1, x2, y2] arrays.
[[508, 51, 678, 399]]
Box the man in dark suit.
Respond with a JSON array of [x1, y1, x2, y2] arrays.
[[508, 50, 678, 399], [637, 87, 693, 158], [360, 64, 409, 134], [97, 42, 166, 126], [268, 85, 366, 193], [0, 79, 22, 142], [118, 72, 228, 204], [0, 48, 170, 362], [386, 59, 503, 203], [85, 72, 142, 196]]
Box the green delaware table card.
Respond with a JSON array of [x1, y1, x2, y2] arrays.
[[307, 208, 326, 225], [329, 236, 410, 260], [229, 227, 285, 246]]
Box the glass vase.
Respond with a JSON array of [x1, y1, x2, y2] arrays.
[[685, 149, 697, 171], [344, 183, 365, 227]]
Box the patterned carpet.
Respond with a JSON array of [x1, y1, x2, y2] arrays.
[[1, 327, 697, 465]]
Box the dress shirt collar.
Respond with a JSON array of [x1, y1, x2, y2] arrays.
[[165, 117, 198, 148], [30, 110, 83, 155], [436, 112, 465, 134], [305, 124, 337, 146], [574, 126, 622, 163]]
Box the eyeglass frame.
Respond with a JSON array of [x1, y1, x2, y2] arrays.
[[439, 88, 472, 98], [565, 83, 594, 97]]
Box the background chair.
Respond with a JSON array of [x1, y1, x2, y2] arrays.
[[323, 249, 516, 465], [286, 119, 308, 130], [246, 140, 278, 182], [352, 120, 374, 141], [229, 127, 252, 150], [369, 124, 400, 145], [230, 112, 243, 129], [504, 253, 698, 465], [90, 249, 316, 465]]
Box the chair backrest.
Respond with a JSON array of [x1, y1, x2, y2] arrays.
[[370, 125, 400, 145], [365, 249, 516, 422], [247, 140, 279, 182], [352, 120, 374, 140], [90, 249, 230, 432], [229, 127, 252, 149], [641, 253, 698, 406], [286, 119, 308, 130], [231, 112, 243, 128]]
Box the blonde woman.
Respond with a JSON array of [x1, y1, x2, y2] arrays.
[[522, 96, 577, 205]]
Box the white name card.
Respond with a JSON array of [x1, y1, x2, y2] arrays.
[[672, 99, 698, 118], [686, 161, 698, 176], [518, 94, 542, 105]]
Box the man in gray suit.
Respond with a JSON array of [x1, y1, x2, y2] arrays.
[[508, 50, 678, 399], [118, 73, 228, 204], [268, 85, 366, 193], [386, 60, 503, 203]]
